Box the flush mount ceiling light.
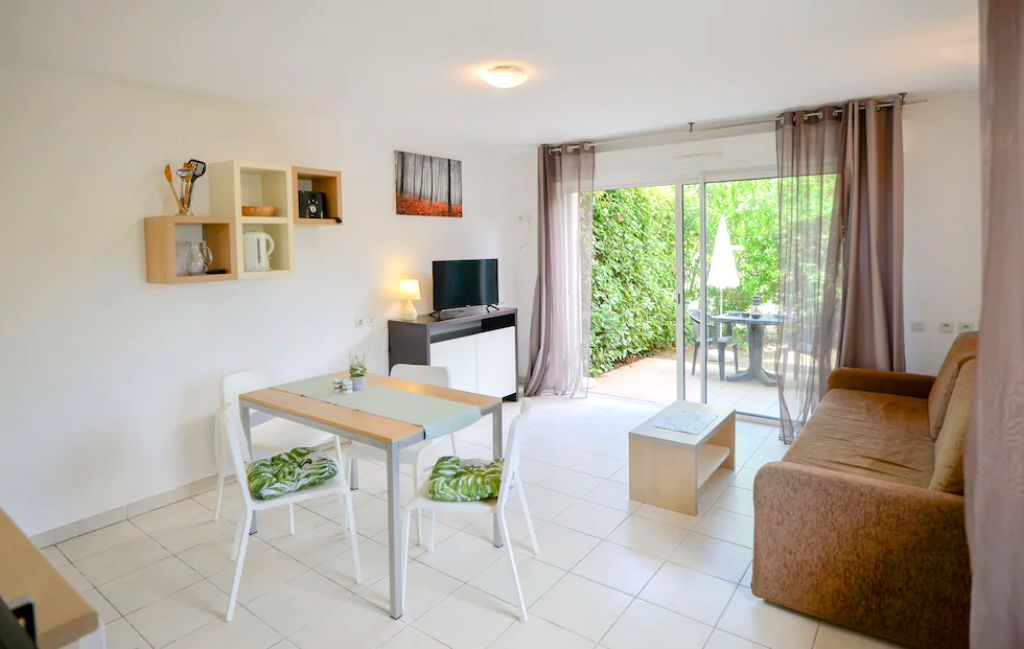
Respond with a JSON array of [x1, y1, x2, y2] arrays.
[[482, 66, 527, 89]]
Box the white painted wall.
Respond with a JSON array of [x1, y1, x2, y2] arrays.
[[0, 63, 526, 535], [903, 91, 982, 374], [512, 90, 982, 377]]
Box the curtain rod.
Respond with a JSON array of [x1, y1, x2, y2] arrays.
[[549, 94, 925, 153]]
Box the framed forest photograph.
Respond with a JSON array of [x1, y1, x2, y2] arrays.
[[394, 151, 463, 217]]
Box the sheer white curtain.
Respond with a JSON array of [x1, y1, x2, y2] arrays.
[[524, 144, 595, 397], [775, 110, 844, 443]]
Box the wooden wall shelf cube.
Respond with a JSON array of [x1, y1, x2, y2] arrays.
[[210, 160, 296, 278], [144, 215, 236, 284], [292, 166, 342, 226]]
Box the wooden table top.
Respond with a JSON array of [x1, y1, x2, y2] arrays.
[[0, 507, 98, 649], [240, 372, 502, 444], [629, 399, 735, 448], [711, 313, 782, 325]]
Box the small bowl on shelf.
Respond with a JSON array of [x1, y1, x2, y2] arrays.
[[242, 205, 277, 217]]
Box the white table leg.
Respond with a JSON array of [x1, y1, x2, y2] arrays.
[[239, 403, 257, 535], [385, 441, 403, 619], [492, 406, 504, 548]]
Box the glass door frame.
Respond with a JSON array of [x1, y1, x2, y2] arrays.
[[675, 166, 777, 412]]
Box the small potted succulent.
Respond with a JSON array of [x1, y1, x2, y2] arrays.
[[349, 354, 367, 391]]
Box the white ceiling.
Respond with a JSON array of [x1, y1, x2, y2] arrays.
[[0, 0, 978, 147]]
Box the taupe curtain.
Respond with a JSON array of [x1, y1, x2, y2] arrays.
[[775, 110, 845, 443], [776, 100, 906, 441], [836, 99, 906, 371], [967, 0, 1024, 645], [524, 144, 595, 397]]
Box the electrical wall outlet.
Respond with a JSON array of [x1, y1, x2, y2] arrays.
[[355, 317, 366, 328], [958, 322, 974, 333], [938, 322, 954, 334], [910, 321, 925, 333]]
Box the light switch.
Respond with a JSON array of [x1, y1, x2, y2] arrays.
[[910, 321, 925, 333]]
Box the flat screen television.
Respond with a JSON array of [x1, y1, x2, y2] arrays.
[[432, 259, 498, 312]]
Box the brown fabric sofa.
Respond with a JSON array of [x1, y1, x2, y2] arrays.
[[752, 332, 978, 649]]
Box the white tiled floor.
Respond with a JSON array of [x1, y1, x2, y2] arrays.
[[43, 393, 904, 649]]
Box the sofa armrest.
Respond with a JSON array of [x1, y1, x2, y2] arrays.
[[753, 461, 969, 649], [827, 368, 935, 399]]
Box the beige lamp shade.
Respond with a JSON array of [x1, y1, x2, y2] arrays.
[[398, 279, 421, 300]]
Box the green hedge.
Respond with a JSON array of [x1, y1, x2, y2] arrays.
[[590, 181, 781, 375], [591, 187, 677, 375]]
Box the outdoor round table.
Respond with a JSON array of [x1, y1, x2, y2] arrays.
[[711, 313, 782, 386]]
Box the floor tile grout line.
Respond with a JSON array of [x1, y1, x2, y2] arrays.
[[119, 575, 223, 649], [520, 433, 631, 462], [57, 518, 152, 565]]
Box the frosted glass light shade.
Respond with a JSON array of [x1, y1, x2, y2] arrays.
[[398, 279, 421, 300], [482, 66, 527, 89]]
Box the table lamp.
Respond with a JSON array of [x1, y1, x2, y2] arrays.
[[398, 279, 421, 321]]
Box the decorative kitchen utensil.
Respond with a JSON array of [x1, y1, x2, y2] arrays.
[[241, 206, 277, 217], [164, 165, 187, 214], [185, 159, 206, 209], [183, 241, 213, 276], [182, 162, 194, 211], [243, 231, 275, 272], [176, 167, 193, 215]]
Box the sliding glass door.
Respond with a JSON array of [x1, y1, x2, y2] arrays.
[[676, 173, 780, 420]]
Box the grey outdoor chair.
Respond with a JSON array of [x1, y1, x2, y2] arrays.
[[688, 309, 740, 381]]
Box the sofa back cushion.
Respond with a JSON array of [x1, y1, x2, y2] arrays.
[[927, 331, 979, 439], [930, 359, 975, 494], [784, 389, 934, 488]]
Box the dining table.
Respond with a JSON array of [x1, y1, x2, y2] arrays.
[[711, 312, 782, 386], [238, 372, 504, 620]]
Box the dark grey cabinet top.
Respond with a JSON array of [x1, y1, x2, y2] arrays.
[[388, 307, 517, 329]]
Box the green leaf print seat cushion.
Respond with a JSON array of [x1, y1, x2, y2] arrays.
[[246, 447, 339, 500], [428, 456, 503, 502]]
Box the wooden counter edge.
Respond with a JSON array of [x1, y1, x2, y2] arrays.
[[0, 507, 98, 649]]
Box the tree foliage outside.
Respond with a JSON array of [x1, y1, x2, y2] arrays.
[[703, 178, 781, 314], [591, 179, 782, 375], [591, 186, 677, 375]]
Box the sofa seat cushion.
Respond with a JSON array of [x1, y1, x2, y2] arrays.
[[784, 389, 934, 488]]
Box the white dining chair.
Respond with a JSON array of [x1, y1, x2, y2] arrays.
[[345, 364, 459, 541], [217, 403, 362, 621], [214, 367, 348, 529], [401, 399, 538, 622]]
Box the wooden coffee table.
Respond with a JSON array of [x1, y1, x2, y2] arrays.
[[629, 401, 735, 516]]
